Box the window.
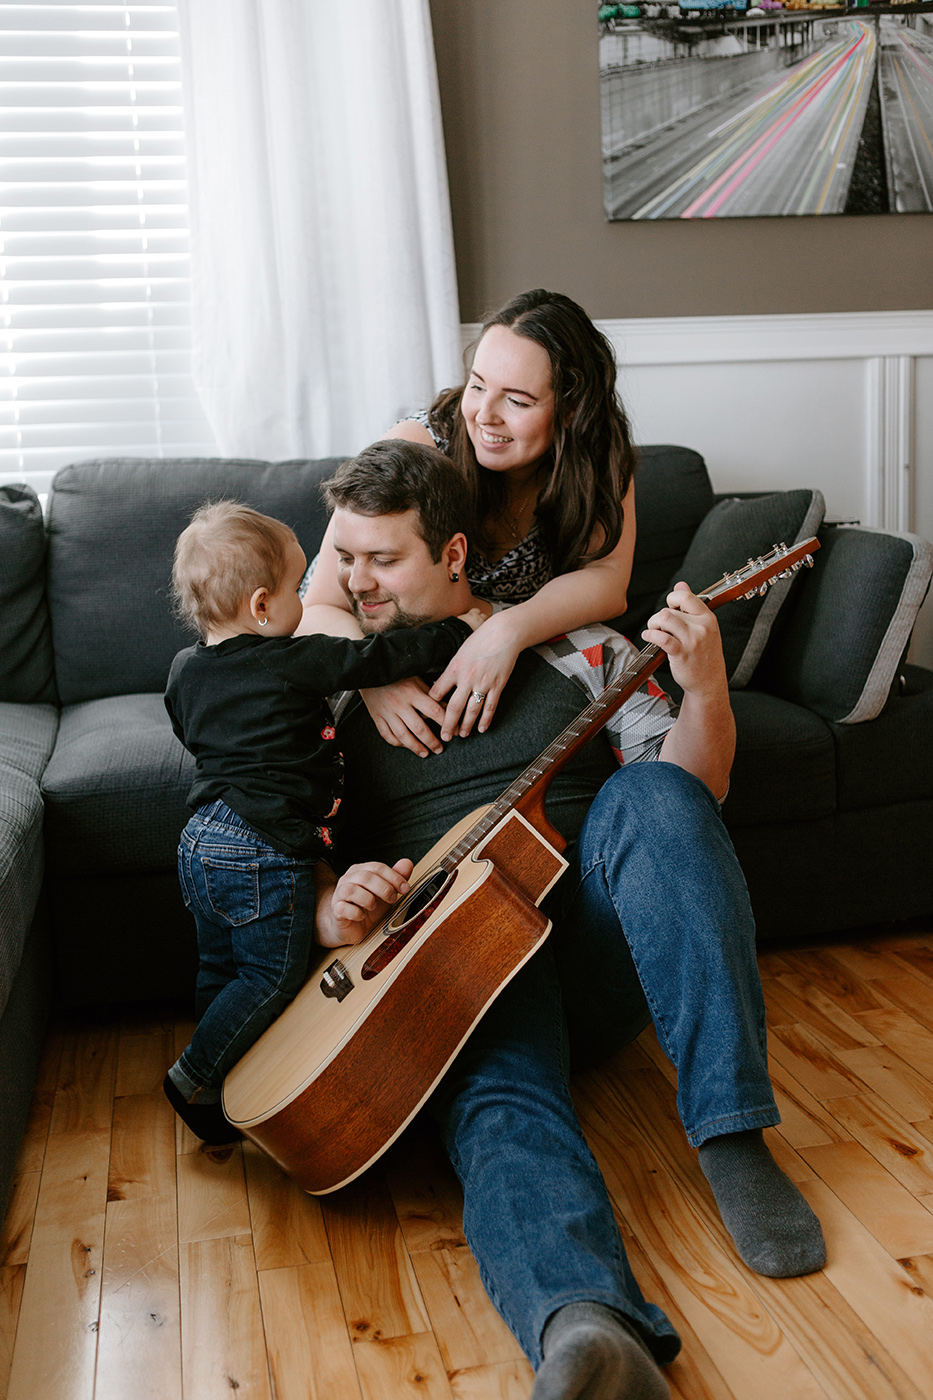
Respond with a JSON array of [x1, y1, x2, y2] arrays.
[[0, 1, 216, 496]]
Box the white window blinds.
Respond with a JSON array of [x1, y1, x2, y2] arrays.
[[0, 1, 216, 496]]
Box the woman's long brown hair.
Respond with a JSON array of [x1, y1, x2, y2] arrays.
[[427, 289, 636, 574]]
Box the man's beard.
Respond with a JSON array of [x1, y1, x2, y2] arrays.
[[351, 593, 430, 634]]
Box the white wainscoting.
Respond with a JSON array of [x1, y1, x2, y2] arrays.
[[463, 310, 933, 666]]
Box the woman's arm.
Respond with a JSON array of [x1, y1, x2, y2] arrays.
[[430, 484, 636, 740]]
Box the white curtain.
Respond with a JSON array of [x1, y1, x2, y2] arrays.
[[177, 0, 461, 458]]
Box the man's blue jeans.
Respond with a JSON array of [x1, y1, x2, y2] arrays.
[[430, 763, 779, 1368], [171, 800, 317, 1102]]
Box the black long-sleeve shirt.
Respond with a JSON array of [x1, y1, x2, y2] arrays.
[[164, 619, 471, 856]]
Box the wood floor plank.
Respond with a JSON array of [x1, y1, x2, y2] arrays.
[[766, 1023, 864, 1103], [797, 1178, 933, 1397], [180, 1234, 272, 1400], [5, 1127, 111, 1400], [887, 943, 933, 988], [410, 1242, 524, 1372], [447, 1358, 534, 1400], [766, 1055, 851, 1148], [799, 1138, 933, 1258], [11, 1023, 63, 1176], [95, 1194, 182, 1400], [384, 1120, 468, 1256], [108, 1087, 177, 1202], [321, 1174, 430, 1343], [0, 1264, 26, 1399], [827, 944, 912, 983], [854, 1007, 933, 1090], [352, 1331, 453, 1400], [777, 949, 889, 1017], [768, 971, 883, 1052], [835, 1044, 933, 1123], [630, 1023, 678, 1090], [739, 1266, 929, 1400], [821, 1093, 933, 1196], [48, 1019, 118, 1137], [258, 1259, 363, 1400], [761, 1127, 819, 1184], [898, 1253, 933, 1296], [114, 1024, 174, 1098], [0, 1172, 39, 1268], [870, 976, 933, 1035], [242, 1142, 331, 1270], [176, 1142, 251, 1244]]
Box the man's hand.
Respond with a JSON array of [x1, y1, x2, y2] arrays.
[[360, 678, 448, 757], [646, 583, 735, 799], [642, 583, 728, 699], [314, 858, 415, 948], [457, 607, 487, 633]]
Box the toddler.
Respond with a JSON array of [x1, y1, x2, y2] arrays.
[[163, 500, 483, 1142]]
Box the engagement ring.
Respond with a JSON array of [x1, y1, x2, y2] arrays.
[[470, 691, 486, 705]]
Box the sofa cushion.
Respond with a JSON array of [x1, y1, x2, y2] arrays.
[[829, 664, 933, 811], [46, 456, 342, 704], [720, 688, 836, 828], [0, 703, 60, 1014], [764, 525, 933, 723], [620, 446, 716, 639], [41, 693, 194, 876], [669, 489, 825, 688], [0, 485, 58, 705]]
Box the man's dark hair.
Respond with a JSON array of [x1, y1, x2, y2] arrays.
[[322, 440, 477, 562]]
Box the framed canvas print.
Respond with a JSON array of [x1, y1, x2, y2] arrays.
[[599, 0, 933, 217]]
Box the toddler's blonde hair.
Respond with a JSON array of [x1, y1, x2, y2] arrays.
[[172, 500, 297, 637]]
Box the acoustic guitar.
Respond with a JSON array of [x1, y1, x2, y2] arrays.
[[222, 538, 819, 1193]]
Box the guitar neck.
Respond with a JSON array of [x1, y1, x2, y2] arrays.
[[439, 640, 666, 870]]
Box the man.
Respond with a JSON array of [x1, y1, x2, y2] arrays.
[[307, 440, 826, 1400]]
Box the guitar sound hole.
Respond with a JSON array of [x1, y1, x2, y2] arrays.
[[387, 868, 449, 931], [361, 867, 453, 980]]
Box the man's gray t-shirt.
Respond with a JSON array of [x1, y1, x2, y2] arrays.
[[334, 632, 676, 870]]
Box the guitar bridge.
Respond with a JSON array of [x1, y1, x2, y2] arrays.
[[320, 959, 354, 1002]]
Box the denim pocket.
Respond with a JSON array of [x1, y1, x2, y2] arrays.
[[201, 856, 261, 926]]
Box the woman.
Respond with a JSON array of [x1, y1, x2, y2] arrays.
[[299, 288, 637, 756]]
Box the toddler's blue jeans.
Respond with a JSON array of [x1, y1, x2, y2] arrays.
[[170, 799, 317, 1102]]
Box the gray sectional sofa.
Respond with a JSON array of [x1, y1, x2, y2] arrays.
[[2, 446, 931, 1221]]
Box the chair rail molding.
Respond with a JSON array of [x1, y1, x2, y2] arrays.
[[463, 310, 933, 366]]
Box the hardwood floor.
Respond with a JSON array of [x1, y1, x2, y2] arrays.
[[3, 922, 933, 1399]]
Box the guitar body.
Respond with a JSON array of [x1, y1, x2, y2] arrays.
[[222, 808, 568, 1194]]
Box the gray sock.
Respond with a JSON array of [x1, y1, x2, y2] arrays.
[[698, 1128, 826, 1277], [533, 1302, 669, 1400]]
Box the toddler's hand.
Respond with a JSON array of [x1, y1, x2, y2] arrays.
[[457, 607, 487, 632]]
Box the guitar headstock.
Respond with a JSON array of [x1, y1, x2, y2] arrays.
[[698, 537, 820, 610]]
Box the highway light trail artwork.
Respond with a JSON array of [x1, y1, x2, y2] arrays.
[[599, 1, 933, 217]]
